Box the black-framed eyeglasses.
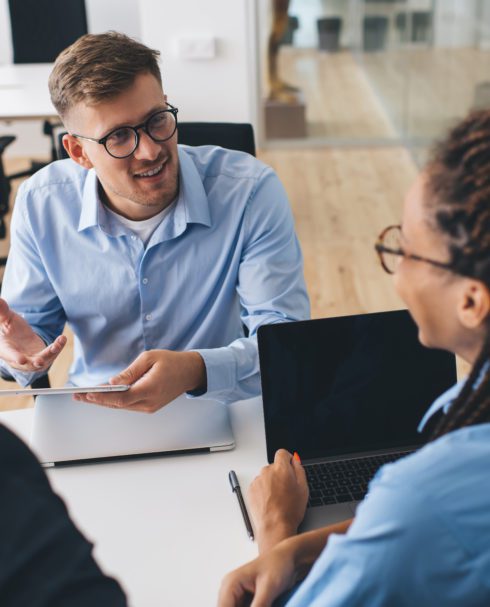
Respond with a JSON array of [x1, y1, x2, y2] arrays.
[[375, 224, 453, 275], [72, 104, 179, 159]]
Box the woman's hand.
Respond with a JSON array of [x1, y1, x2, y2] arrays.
[[249, 449, 309, 553], [218, 540, 298, 607], [219, 518, 355, 607]]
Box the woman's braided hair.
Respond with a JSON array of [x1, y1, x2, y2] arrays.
[[425, 111, 490, 440]]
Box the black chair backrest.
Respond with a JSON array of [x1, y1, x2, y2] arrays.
[[178, 123, 256, 156], [8, 0, 88, 63], [57, 122, 256, 160]]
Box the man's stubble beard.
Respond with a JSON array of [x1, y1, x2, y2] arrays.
[[101, 165, 179, 211]]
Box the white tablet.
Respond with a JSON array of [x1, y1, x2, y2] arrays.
[[0, 385, 130, 397]]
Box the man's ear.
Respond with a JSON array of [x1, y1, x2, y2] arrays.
[[457, 280, 490, 329], [62, 134, 93, 169]]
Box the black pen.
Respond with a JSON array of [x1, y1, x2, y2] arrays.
[[228, 470, 254, 541]]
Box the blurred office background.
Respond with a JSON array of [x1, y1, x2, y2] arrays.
[[0, 0, 482, 406], [259, 0, 490, 157], [2, 1, 489, 161]]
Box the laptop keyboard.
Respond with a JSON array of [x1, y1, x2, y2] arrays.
[[305, 451, 412, 508]]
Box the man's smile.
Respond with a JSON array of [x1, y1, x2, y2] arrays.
[[133, 159, 167, 179]]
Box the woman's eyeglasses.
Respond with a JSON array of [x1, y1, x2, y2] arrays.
[[375, 225, 453, 275]]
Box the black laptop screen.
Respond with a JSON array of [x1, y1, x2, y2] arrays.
[[258, 310, 457, 463]]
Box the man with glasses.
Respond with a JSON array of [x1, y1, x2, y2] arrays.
[[0, 32, 309, 411]]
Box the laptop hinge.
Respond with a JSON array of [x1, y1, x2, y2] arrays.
[[210, 442, 235, 452]]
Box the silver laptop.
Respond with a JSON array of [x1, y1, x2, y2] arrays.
[[258, 310, 457, 531], [30, 393, 235, 466]]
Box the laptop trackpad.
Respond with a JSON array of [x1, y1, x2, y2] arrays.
[[299, 501, 358, 533]]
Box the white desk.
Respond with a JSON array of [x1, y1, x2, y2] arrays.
[[0, 64, 57, 120], [0, 397, 266, 606]]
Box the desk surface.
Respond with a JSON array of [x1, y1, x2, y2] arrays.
[[0, 64, 57, 120], [0, 397, 266, 606]]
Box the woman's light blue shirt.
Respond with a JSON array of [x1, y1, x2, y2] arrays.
[[286, 378, 490, 606]]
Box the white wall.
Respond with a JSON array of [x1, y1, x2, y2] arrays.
[[85, 0, 141, 38], [289, 0, 358, 49], [138, 0, 256, 125], [0, 0, 142, 157], [478, 0, 490, 49], [289, 0, 482, 50], [433, 0, 479, 48], [1, 0, 257, 158]]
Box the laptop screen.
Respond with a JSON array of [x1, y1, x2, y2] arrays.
[[258, 310, 457, 463]]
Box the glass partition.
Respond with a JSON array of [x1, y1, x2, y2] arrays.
[[258, 0, 490, 152]]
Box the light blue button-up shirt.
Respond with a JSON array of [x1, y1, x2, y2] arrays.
[[285, 378, 490, 606], [1, 146, 309, 402]]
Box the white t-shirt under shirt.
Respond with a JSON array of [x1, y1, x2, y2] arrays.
[[105, 201, 176, 246]]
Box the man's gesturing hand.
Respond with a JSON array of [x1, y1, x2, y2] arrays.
[[0, 298, 66, 373]]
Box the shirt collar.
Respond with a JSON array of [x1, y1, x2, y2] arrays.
[[417, 379, 465, 432], [78, 168, 100, 232], [143, 147, 212, 246], [418, 360, 490, 432], [177, 145, 211, 228], [77, 148, 211, 234]]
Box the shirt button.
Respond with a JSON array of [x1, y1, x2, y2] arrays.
[[145, 314, 152, 321], [142, 278, 149, 285], [131, 235, 137, 240]]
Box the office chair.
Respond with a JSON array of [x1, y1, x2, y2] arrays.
[[0, 0, 88, 250], [0, 137, 16, 244], [0, 0, 87, 389], [177, 122, 256, 156], [0, 138, 51, 387], [6, 0, 88, 159]]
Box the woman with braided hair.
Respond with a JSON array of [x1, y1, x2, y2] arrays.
[[218, 111, 490, 607]]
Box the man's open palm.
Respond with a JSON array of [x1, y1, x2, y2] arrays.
[[0, 298, 66, 372]]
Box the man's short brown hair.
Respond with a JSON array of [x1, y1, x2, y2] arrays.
[[48, 31, 162, 119]]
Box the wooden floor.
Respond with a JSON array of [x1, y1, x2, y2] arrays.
[[362, 47, 490, 139], [275, 47, 490, 141], [276, 48, 396, 139], [259, 146, 415, 315]]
